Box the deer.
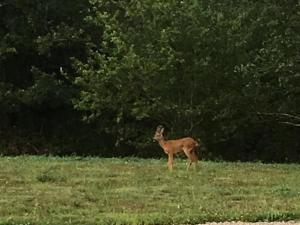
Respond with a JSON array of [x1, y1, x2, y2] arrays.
[[153, 125, 199, 171]]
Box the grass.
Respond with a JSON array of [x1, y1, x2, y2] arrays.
[[0, 156, 300, 225]]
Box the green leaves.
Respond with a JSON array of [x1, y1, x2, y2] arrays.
[[1, 0, 299, 160], [72, 0, 300, 160]]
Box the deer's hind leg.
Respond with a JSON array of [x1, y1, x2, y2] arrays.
[[190, 149, 198, 170], [184, 148, 198, 170]]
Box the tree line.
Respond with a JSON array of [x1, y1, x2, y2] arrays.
[[1, 0, 300, 162]]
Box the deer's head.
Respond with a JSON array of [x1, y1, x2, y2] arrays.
[[153, 125, 165, 142]]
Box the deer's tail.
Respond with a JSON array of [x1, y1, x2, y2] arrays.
[[195, 139, 200, 147]]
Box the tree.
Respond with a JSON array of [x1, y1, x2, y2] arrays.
[[74, 0, 300, 161], [0, 0, 98, 155]]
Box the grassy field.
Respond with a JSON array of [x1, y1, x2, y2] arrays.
[[0, 156, 300, 225]]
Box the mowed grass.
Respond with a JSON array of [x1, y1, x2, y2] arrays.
[[0, 157, 300, 225]]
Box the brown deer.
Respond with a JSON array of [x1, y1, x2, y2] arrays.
[[153, 125, 199, 171]]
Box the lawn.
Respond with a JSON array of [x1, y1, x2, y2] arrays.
[[0, 156, 300, 225]]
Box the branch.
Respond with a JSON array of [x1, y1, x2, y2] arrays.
[[279, 121, 300, 127], [257, 112, 300, 121], [187, 120, 201, 134], [256, 112, 300, 128]]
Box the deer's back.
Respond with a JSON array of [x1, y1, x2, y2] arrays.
[[165, 137, 199, 153]]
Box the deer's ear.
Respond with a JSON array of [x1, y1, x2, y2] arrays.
[[156, 125, 163, 132], [160, 127, 165, 134]]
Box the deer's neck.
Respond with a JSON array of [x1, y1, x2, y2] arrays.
[[158, 139, 168, 150]]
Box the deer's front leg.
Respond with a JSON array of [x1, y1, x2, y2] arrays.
[[167, 153, 174, 171]]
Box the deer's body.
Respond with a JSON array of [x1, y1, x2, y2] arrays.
[[158, 137, 198, 154], [153, 125, 199, 171]]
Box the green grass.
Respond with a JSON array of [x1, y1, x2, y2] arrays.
[[0, 156, 300, 225]]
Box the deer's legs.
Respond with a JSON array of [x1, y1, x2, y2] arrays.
[[190, 150, 198, 170], [191, 150, 198, 163], [167, 153, 174, 171], [184, 148, 198, 170]]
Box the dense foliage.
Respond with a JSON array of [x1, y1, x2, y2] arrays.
[[1, 0, 300, 161]]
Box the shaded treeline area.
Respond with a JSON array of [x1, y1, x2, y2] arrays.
[[0, 0, 300, 162]]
